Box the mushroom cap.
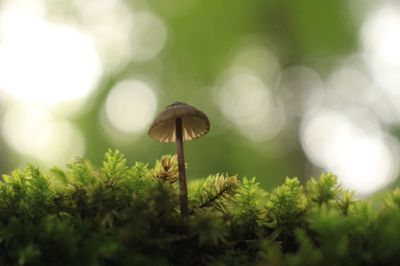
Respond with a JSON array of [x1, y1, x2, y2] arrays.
[[148, 102, 210, 143]]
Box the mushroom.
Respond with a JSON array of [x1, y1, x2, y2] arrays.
[[148, 102, 210, 217]]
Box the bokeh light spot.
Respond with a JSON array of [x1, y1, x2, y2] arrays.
[[0, 9, 102, 109], [216, 69, 285, 141], [278, 66, 325, 117], [2, 105, 86, 165], [301, 109, 398, 196], [130, 11, 167, 62], [73, 0, 133, 72], [361, 4, 400, 94], [104, 79, 158, 134], [232, 44, 280, 82]]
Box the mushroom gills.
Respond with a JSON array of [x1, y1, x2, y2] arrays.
[[149, 120, 175, 143], [182, 116, 209, 141], [148, 116, 209, 143]]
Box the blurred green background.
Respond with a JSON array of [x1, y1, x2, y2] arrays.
[[1, 0, 400, 196]]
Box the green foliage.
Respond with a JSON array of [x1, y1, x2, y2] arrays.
[[0, 150, 400, 265], [190, 174, 239, 212], [150, 155, 179, 183], [306, 173, 341, 207], [266, 178, 307, 230]]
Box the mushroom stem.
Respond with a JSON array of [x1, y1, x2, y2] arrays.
[[175, 117, 189, 217]]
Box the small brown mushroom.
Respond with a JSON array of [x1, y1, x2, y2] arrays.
[[148, 102, 210, 217]]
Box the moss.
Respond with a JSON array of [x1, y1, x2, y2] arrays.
[[0, 150, 399, 265]]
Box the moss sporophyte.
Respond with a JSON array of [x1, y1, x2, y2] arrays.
[[148, 102, 210, 217]]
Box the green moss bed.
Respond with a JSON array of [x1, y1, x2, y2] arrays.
[[0, 150, 399, 265]]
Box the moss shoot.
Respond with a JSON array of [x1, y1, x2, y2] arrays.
[[0, 150, 399, 265]]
